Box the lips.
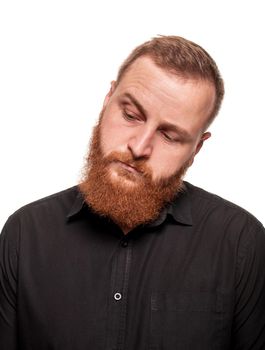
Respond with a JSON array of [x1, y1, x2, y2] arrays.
[[118, 161, 142, 175]]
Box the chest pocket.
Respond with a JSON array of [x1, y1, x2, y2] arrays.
[[149, 291, 232, 350]]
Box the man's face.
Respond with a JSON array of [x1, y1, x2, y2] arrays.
[[100, 56, 215, 185], [80, 57, 216, 232]]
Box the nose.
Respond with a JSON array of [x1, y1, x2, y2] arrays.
[[127, 127, 154, 159]]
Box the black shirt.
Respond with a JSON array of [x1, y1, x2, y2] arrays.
[[0, 182, 265, 350]]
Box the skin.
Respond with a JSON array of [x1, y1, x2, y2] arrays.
[[100, 56, 216, 184]]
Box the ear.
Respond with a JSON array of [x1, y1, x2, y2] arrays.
[[188, 131, 211, 167], [195, 131, 211, 155], [103, 81, 117, 108]]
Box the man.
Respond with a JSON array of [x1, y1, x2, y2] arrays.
[[0, 36, 264, 349]]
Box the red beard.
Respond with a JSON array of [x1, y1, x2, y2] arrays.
[[79, 119, 190, 233]]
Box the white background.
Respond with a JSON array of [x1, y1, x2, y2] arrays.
[[0, 0, 264, 231]]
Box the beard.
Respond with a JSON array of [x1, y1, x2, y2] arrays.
[[79, 114, 191, 232]]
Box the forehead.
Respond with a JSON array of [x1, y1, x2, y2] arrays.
[[114, 57, 216, 132]]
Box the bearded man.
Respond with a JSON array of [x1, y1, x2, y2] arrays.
[[1, 36, 265, 350]]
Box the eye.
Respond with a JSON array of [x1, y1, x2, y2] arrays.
[[160, 130, 179, 143], [123, 111, 140, 122]]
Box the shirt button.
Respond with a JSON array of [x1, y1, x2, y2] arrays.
[[121, 240, 128, 247], [114, 292, 122, 301]]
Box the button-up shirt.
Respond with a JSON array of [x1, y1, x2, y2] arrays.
[[1, 182, 265, 349]]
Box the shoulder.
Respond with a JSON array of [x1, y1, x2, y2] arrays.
[[185, 181, 263, 224], [1, 186, 80, 239], [13, 186, 78, 215], [184, 181, 264, 242]]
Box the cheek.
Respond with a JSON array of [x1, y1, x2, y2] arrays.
[[151, 158, 179, 179], [100, 120, 130, 154], [150, 146, 193, 178]]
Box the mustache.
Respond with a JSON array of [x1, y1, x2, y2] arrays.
[[103, 151, 153, 178]]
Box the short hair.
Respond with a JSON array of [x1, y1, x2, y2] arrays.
[[116, 35, 224, 127]]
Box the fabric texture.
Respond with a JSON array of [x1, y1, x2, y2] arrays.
[[0, 182, 265, 349]]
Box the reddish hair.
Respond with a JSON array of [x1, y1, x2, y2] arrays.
[[116, 35, 224, 126]]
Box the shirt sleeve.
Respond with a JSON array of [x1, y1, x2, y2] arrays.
[[0, 215, 19, 350], [232, 220, 265, 349]]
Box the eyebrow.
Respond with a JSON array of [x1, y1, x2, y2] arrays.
[[122, 92, 148, 117], [121, 92, 193, 141], [159, 121, 193, 141]]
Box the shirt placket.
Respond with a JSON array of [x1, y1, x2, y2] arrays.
[[106, 236, 132, 350]]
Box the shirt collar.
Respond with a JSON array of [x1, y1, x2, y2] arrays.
[[147, 182, 193, 227], [66, 182, 193, 226], [66, 189, 85, 219]]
